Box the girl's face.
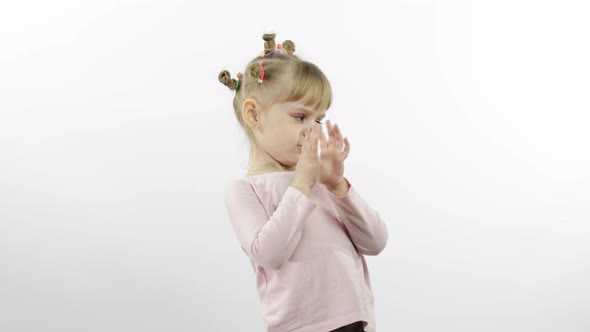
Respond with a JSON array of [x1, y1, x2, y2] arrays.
[[250, 99, 327, 173]]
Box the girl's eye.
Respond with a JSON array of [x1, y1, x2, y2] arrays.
[[295, 115, 323, 125]]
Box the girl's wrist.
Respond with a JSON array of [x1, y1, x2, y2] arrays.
[[327, 178, 349, 197], [290, 180, 313, 197]]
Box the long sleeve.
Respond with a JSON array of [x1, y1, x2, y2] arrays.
[[224, 179, 317, 270], [327, 179, 388, 256]]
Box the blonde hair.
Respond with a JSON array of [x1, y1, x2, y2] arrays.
[[219, 33, 332, 167]]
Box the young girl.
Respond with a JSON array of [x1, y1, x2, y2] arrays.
[[221, 33, 388, 332]]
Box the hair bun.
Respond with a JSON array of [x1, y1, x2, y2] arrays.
[[282, 40, 295, 55], [218, 70, 238, 91], [262, 33, 277, 52], [249, 62, 262, 80]]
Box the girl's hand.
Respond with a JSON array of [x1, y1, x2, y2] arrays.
[[293, 126, 321, 193], [318, 120, 350, 190]]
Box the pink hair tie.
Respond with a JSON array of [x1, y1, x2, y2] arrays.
[[257, 61, 265, 83]]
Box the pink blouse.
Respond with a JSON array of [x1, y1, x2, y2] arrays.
[[224, 171, 388, 332]]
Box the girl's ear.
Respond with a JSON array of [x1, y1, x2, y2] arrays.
[[241, 98, 261, 129]]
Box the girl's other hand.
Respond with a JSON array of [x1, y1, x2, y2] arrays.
[[318, 120, 350, 190]]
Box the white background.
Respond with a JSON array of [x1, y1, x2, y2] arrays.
[[1, 1, 589, 331]]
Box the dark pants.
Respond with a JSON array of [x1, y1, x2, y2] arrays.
[[329, 321, 365, 332]]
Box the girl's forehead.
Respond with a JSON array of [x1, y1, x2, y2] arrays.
[[278, 100, 327, 114], [276, 101, 327, 118]]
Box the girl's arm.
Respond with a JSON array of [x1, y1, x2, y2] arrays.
[[327, 178, 389, 256], [224, 179, 317, 270]]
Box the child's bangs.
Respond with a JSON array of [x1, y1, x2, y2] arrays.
[[279, 62, 332, 111]]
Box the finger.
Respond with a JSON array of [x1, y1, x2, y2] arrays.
[[312, 127, 319, 159], [318, 127, 327, 142], [324, 122, 333, 149], [327, 123, 336, 149], [334, 124, 343, 150], [304, 128, 311, 155], [330, 122, 339, 148], [329, 121, 338, 146], [318, 125, 327, 148], [320, 128, 326, 150], [342, 137, 350, 159], [307, 127, 314, 155]]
